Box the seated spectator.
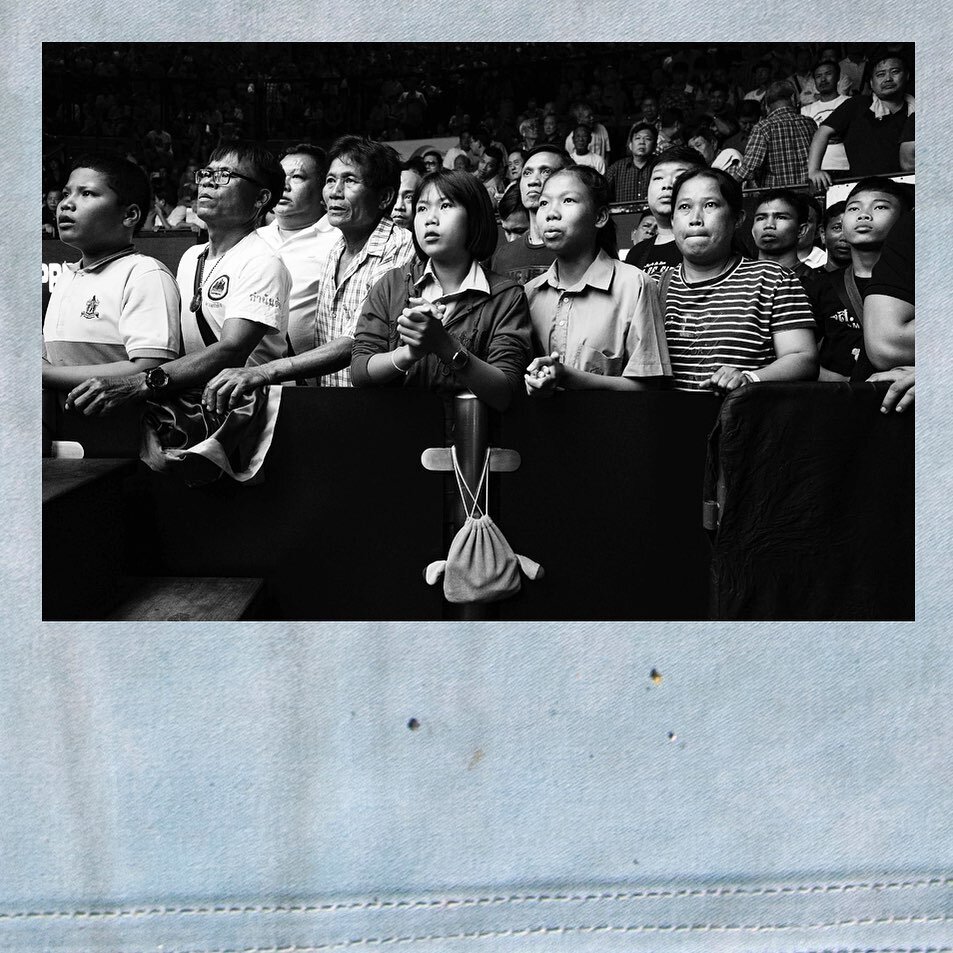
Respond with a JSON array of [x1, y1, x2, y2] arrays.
[[800, 60, 851, 174], [523, 167, 670, 395], [43, 154, 181, 393], [66, 142, 291, 416], [506, 149, 526, 186], [165, 186, 206, 231], [751, 189, 816, 279], [497, 185, 530, 244], [568, 124, 607, 174], [539, 113, 561, 145], [838, 44, 868, 96], [743, 63, 773, 103], [421, 150, 443, 175], [391, 158, 426, 230], [453, 154, 472, 172], [797, 196, 828, 269], [624, 146, 707, 278], [606, 123, 657, 204], [489, 145, 573, 285], [703, 81, 740, 143], [656, 108, 685, 153], [518, 118, 540, 152], [350, 170, 531, 412], [819, 200, 851, 271], [662, 167, 817, 392], [814, 177, 911, 381], [685, 125, 743, 171], [637, 94, 661, 130], [861, 209, 914, 412], [443, 131, 473, 171], [631, 210, 658, 245], [202, 136, 414, 405], [258, 144, 341, 368], [788, 46, 818, 106], [722, 101, 761, 155], [476, 145, 507, 206], [808, 49, 913, 187], [563, 102, 611, 164], [732, 80, 819, 187], [42, 189, 62, 236]]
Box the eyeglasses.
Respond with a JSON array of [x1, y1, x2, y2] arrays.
[[194, 167, 266, 188]]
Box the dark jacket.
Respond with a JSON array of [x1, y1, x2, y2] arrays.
[[350, 259, 532, 404]]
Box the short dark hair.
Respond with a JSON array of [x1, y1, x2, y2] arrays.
[[69, 153, 151, 235], [648, 145, 708, 174], [483, 145, 504, 168], [846, 176, 914, 211], [756, 188, 810, 225], [546, 166, 618, 258], [282, 142, 328, 177], [403, 157, 427, 177], [627, 122, 658, 144], [470, 126, 491, 147], [822, 200, 847, 228], [686, 124, 717, 146], [523, 144, 573, 168], [328, 135, 402, 201], [207, 141, 285, 214], [421, 149, 443, 165], [812, 58, 841, 81], [868, 47, 911, 79], [497, 184, 526, 220], [411, 170, 498, 262], [671, 167, 745, 219]]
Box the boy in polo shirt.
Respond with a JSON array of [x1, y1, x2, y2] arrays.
[[43, 154, 181, 391]]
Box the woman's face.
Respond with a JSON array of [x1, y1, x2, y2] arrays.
[[414, 183, 469, 261], [672, 175, 739, 264]]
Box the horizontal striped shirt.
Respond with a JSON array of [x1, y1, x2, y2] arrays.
[[661, 258, 815, 391]]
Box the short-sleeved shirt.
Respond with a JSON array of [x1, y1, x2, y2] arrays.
[[624, 237, 682, 279], [812, 268, 869, 376], [568, 151, 607, 175], [801, 94, 852, 170], [313, 216, 415, 387], [176, 231, 292, 367], [564, 123, 611, 159], [489, 233, 557, 287], [257, 215, 340, 357], [822, 95, 910, 176], [43, 247, 181, 366], [661, 258, 815, 391], [525, 249, 671, 379], [606, 157, 652, 204]]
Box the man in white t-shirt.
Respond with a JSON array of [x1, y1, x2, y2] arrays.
[[567, 125, 607, 175], [800, 60, 851, 172], [257, 144, 340, 367], [67, 142, 292, 416], [564, 103, 611, 165]]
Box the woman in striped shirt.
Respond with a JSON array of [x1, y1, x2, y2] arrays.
[[662, 168, 818, 392]]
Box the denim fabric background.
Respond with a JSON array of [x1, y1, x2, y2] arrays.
[[5, 5, 952, 951]]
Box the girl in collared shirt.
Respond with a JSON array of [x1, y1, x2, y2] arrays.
[[350, 170, 531, 412], [523, 166, 671, 395]]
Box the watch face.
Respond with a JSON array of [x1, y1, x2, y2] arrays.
[[147, 367, 169, 390]]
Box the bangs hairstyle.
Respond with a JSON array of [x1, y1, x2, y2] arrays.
[[411, 170, 498, 262], [208, 141, 285, 214], [546, 166, 618, 259], [670, 167, 745, 218], [69, 153, 151, 235], [329, 135, 402, 201], [846, 176, 914, 212]]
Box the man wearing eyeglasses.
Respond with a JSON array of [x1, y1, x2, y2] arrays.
[[66, 143, 292, 416]]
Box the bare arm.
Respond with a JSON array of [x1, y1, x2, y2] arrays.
[[43, 355, 167, 391], [807, 126, 834, 189], [705, 328, 818, 392], [863, 294, 914, 370]]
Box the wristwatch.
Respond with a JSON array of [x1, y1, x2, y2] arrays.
[[144, 366, 170, 396], [740, 370, 761, 385], [449, 348, 470, 371]]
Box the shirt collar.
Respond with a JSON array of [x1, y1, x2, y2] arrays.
[[414, 258, 490, 299], [67, 245, 136, 274], [540, 248, 615, 293]]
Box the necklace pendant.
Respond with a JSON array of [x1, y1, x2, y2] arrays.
[[190, 292, 202, 313]]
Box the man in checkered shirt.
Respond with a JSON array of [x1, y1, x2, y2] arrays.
[[730, 80, 820, 188], [205, 136, 415, 393]]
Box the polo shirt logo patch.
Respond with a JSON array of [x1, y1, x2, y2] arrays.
[[208, 276, 229, 300], [81, 295, 100, 320]]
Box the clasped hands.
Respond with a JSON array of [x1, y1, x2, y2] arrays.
[[395, 296, 451, 363]]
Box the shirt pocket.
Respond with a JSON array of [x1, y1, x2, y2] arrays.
[[575, 344, 624, 377]]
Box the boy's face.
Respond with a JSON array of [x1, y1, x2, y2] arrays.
[[752, 199, 803, 254], [843, 189, 904, 248], [57, 167, 134, 253], [647, 160, 696, 219]]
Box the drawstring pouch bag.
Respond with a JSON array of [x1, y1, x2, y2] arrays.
[[425, 447, 543, 604]]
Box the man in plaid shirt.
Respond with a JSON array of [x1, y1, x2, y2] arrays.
[[204, 136, 415, 392], [731, 81, 819, 188]]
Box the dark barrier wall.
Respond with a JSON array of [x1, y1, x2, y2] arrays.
[[46, 385, 912, 621], [42, 233, 198, 313]]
